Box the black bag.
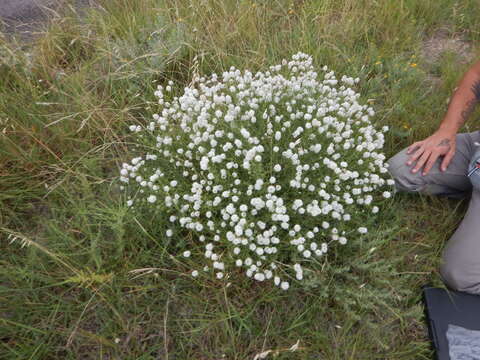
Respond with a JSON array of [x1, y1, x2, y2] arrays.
[[422, 285, 480, 360]]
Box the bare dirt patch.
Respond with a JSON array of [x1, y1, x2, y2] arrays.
[[421, 26, 474, 65], [0, 0, 96, 40], [420, 26, 475, 89]]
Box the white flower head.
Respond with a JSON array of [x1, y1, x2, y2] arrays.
[[147, 195, 157, 203]]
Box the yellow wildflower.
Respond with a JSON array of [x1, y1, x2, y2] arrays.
[[410, 63, 417, 68]]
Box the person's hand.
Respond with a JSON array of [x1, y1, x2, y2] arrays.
[[406, 129, 457, 175]]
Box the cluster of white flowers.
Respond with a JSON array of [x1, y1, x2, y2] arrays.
[[120, 53, 395, 290]]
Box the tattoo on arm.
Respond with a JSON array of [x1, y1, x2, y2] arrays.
[[459, 80, 480, 127], [437, 138, 450, 147]]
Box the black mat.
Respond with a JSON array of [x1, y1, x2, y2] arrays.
[[422, 285, 480, 360]]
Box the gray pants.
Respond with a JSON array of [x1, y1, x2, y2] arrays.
[[387, 131, 480, 295]]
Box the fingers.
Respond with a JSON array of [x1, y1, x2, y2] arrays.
[[407, 141, 422, 155], [441, 147, 455, 172], [411, 150, 431, 174], [422, 151, 440, 176], [406, 145, 425, 166]]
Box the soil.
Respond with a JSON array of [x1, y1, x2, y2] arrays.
[[420, 26, 475, 89], [0, 0, 95, 39], [421, 26, 473, 65]]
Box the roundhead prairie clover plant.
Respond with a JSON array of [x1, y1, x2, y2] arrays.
[[119, 53, 395, 290]]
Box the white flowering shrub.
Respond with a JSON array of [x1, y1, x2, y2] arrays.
[[120, 53, 395, 290]]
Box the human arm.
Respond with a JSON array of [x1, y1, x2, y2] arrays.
[[406, 60, 480, 175]]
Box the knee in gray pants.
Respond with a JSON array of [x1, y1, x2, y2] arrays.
[[438, 188, 480, 296], [387, 146, 473, 198], [439, 261, 470, 292], [438, 151, 480, 295], [439, 260, 480, 295], [386, 150, 424, 193]]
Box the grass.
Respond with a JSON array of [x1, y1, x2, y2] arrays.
[[1, 0, 480, 358]]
